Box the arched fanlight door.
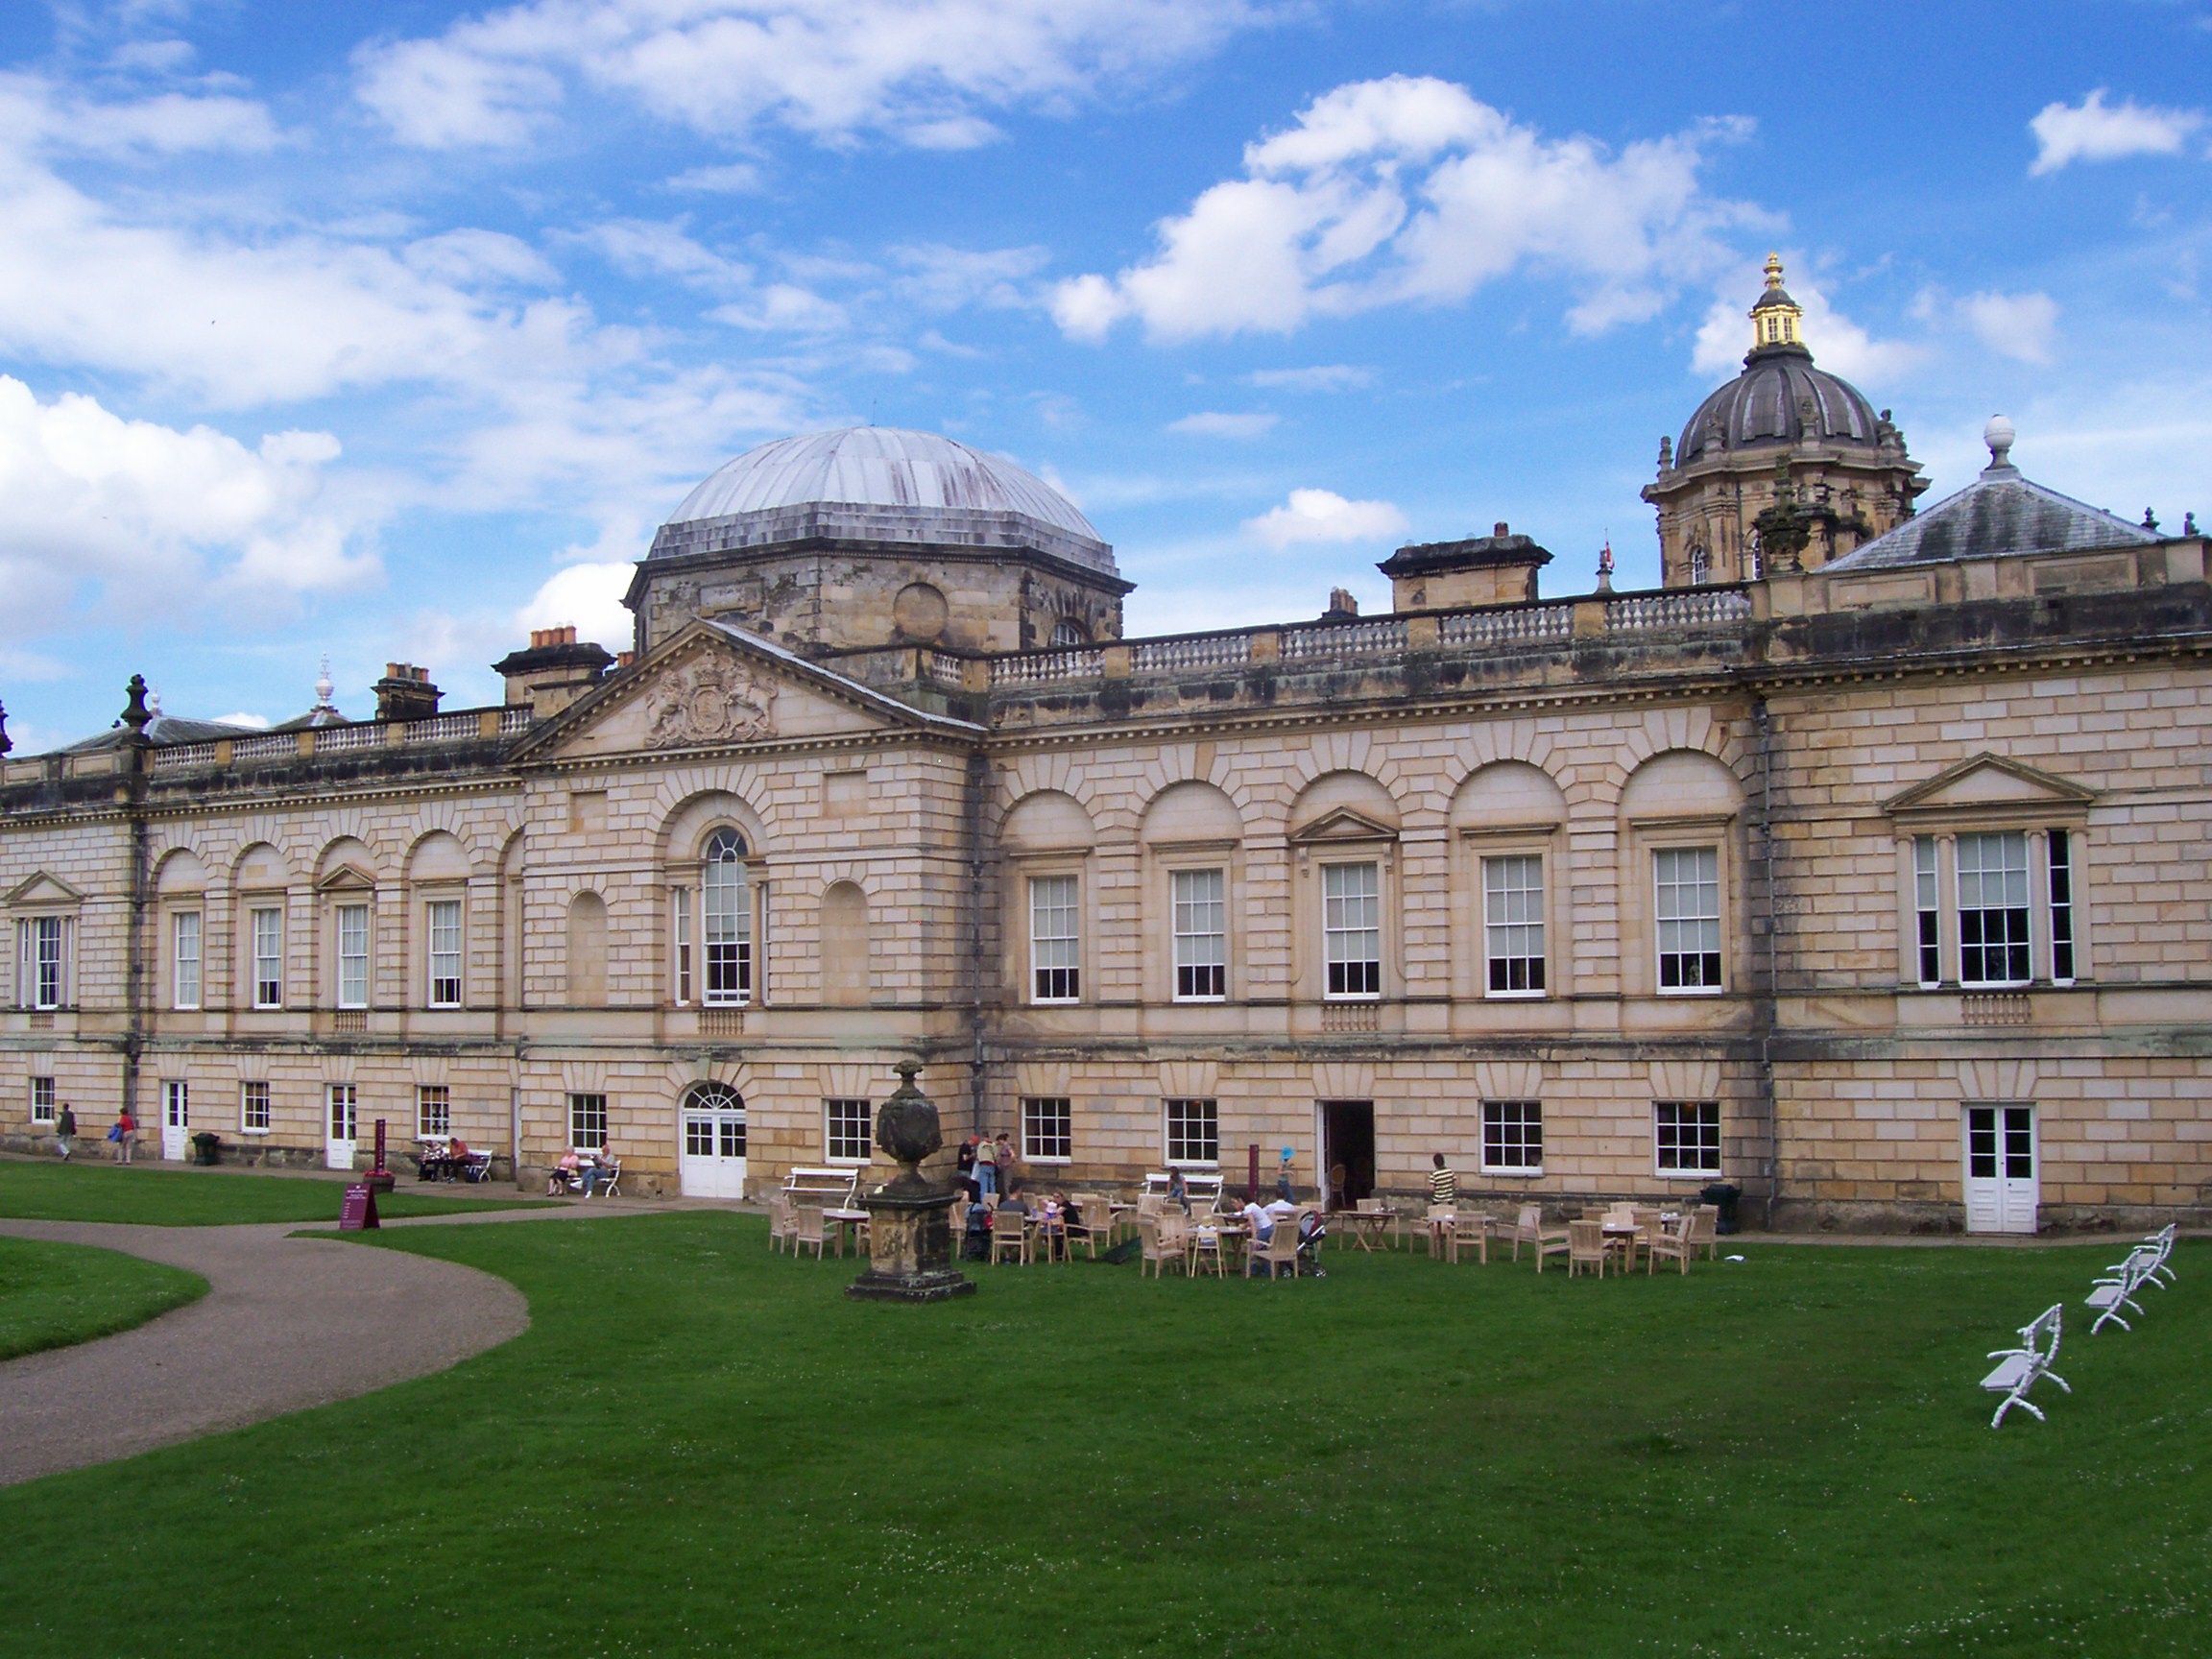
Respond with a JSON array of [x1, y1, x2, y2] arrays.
[[679, 1082, 747, 1198]]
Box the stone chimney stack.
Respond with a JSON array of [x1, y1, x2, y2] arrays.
[[1323, 587, 1360, 620], [491, 625, 614, 717], [373, 663, 443, 723], [1378, 520, 1553, 613]]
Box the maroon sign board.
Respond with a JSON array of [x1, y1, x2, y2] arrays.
[[340, 1181, 380, 1230]]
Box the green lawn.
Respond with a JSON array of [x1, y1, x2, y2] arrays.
[[0, 1234, 206, 1359], [2, 1218, 2205, 1657], [0, 1159, 555, 1225]]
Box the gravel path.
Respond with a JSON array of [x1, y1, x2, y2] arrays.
[[0, 1218, 531, 1486]]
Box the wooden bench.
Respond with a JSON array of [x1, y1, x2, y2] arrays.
[[1981, 1303, 2070, 1427]]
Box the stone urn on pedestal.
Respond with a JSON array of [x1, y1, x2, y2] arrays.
[[847, 1062, 976, 1303]]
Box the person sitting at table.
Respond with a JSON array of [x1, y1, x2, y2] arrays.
[[1240, 1197, 1274, 1243], [547, 1148, 583, 1196], [1166, 1167, 1190, 1214], [1034, 1193, 1070, 1259]]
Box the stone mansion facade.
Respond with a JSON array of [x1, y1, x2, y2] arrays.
[[5, 261, 2209, 1231]]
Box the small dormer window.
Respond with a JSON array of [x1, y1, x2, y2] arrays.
[[1051, 617, 1088, 649]]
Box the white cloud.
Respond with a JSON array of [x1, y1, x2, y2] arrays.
[[212, 710, 273, 730], [666, 161, 764, 193], [356, 0, 1263, 152], [1167, 410, 1279, 438], [1242, 487, 1407, 548], [0, 72, 282, 156], [1690, 261, 1924, 385], [1054, 75, 1758, 344], [516, 561, 637, 655], [1244, 364, 1371, 392], [892, 243, 1050, 312], [1959, 290, 2060, 364], [0, 375, 370, 639], [2030, 89, 2203, 176], [400, 228, 560, 288]]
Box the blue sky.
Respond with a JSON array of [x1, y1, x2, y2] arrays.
[[2, 0, 2209, 750]]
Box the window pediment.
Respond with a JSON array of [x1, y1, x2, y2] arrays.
[[1289, 806, 1400, 845], [6, 872, 83, 910], [1886, 754, 2094, 820], [315, 865, 377, 894]]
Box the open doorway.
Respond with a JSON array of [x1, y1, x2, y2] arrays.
[[1320, 1100, 1375, 1211]]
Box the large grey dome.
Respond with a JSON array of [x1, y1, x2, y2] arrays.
[[1675, 345, 1884, 466], [648, 426, 1115, 574]]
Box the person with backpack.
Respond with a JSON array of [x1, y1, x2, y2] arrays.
[[974, 1131, 998, 1197], [55, 1103, 76, 1160], [109, 1107, 136, 1165]]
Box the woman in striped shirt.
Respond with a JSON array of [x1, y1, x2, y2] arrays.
[[1430, 1153, 1456, 1207]]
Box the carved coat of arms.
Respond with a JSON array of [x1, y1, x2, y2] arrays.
[[643, 659, 776, 748]]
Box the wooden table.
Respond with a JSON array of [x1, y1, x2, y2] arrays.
[[1600, 1222, 1641, 1273], [1444, 1213, 1494, 1264], [822, 1207, 871, 1257], [1335, 1209, 1397, 1252]]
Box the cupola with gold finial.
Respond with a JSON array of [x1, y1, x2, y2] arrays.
[[1641, 252, 1926, 588], [1747, 252, 1805, 352]]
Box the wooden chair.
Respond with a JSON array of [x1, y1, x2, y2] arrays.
[[1137, 1215, 1169, 1278], [1069, 1197, 1113, 1259], [990, 1210, 1031, 1265], [1188, 1219, 1229, 1277], [1566, 1218, 1607, 1278], [1254, 1216, 1302, 1279], [1508, 1203, 1571, 1267], [1686, 1205, 1719, 1261], [767, 1193, 795, 1253], [1646, 1214, 1695, 1275], [1425, 1203, 1453, 1258], [1446, 1211, 1490, 1265], [792, 1206, 829, 1261], [1156, 1214, 1192, 1276]]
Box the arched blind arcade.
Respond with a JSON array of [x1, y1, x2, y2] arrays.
[[703, 830, 752, 1005]]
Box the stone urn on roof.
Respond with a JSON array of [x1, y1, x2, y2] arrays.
[[847, 1062, 976, 1303]]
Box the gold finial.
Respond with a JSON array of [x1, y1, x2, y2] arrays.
[[1763, 251, 1786, 291]]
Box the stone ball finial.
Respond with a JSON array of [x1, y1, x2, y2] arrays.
[[316, 654, 335, 707], [1984, 415, 2016, 471]]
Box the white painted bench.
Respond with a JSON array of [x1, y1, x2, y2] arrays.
[[1982, 1303, 2070, 1427]]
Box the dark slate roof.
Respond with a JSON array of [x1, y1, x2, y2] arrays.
[[56, 714, 265, 755], [1826, 462, 2155, 572], [1676, 344, 1883, 464]]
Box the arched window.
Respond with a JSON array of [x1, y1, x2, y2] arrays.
[[703, 829, 752, 1005], [1687, 546, 1710, 586], [1051, 616, 1088, 648]]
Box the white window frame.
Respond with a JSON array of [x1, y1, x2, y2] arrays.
[[825, 1097, 874, 1164], [171, 909, 202, 1011], [16, 913, 68, 1011], [670, 885, 693, 1005], [1028, 873, 1082, 1004], [425, 898, 464, 1008], [702, 831, 753, 1007], [250, 906, 284, 1010], [1321, 860, 1382, 1000], [1480, 1099, 1544, 1175], [567, 1092, 608, 1152], [1169, 868, 1227, 1002], [2048, 829, 2076, 986], [1654, 1101, 1722, 1178], [1653, 846, 1723, 996], [1957, 830, 2032, 990], [1481, 854, 1547, 998], [30, 1076, 56, 1125], [417, 1084, 451, 1141], [1164, 1097, 1219, 1167], [337, 902, 371, 1010], [240, 1080, 272, 1135], [327, 1082, 357, 1143], [1912, 837, 1941, 989], [1021, 1095, 1072, 1164]]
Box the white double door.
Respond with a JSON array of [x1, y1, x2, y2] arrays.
[[161, 1081, 189, 1162], [680, 1094, 748, 1198], [326, 1084, 358, 1172], [1963, 1105, 2038, 1234]]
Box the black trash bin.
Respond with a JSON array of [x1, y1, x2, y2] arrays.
[[190, 1131, 223, 1166], [1699, 1182, 1743, 1235]]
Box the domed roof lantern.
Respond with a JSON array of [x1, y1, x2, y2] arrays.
[[1747, 252, 1806, 356]]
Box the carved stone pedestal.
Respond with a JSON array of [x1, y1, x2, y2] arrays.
[[846, 1186, 974, 1303]]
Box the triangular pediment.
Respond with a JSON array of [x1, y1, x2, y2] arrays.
[[1885, 754, 2095, 816], [315, 864, 377, 894], [6, 872, 84, 908], [512, 619, 981, 763], [1288, 805, 1401, 844]]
